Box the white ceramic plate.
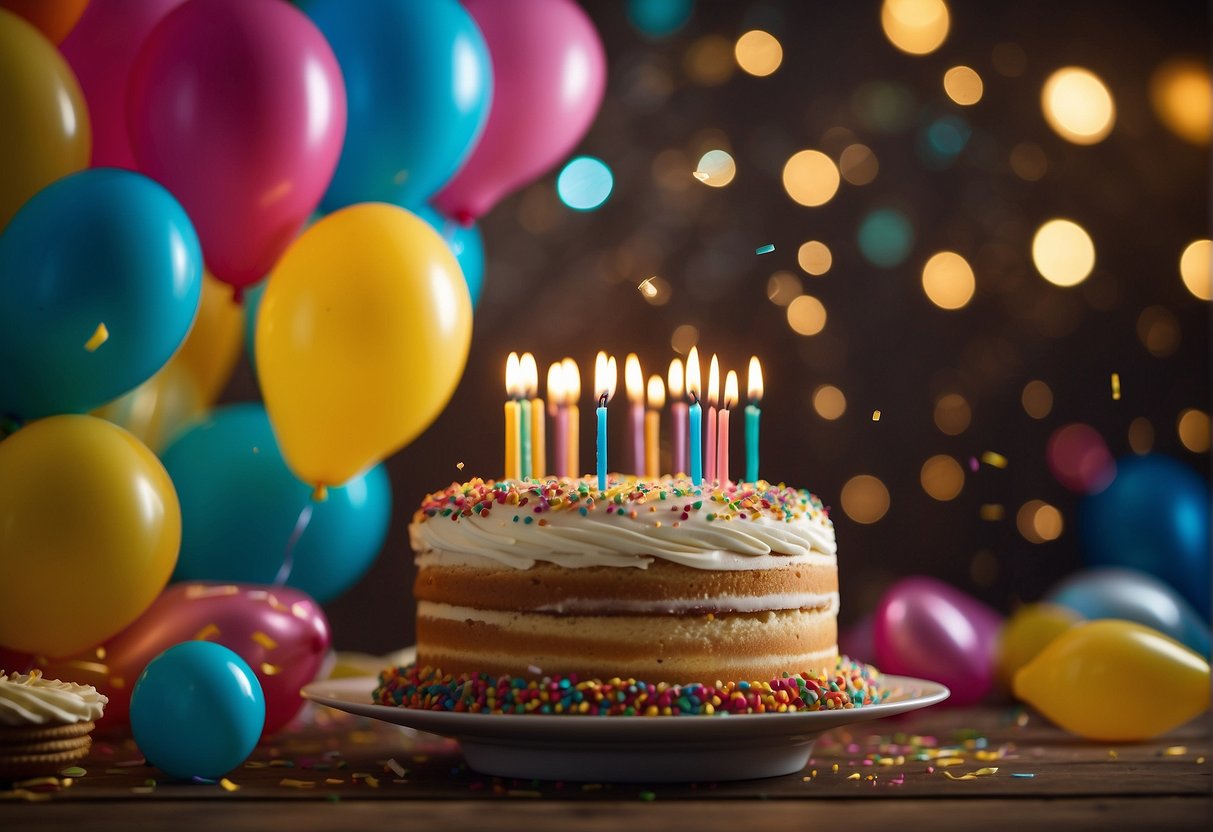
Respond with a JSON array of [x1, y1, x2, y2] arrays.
[[302, 673, 948, 782]]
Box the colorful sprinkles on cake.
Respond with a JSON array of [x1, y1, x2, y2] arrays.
[[373, 656, 885, 717]]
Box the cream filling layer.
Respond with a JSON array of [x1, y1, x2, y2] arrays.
[[414, 549, 837, 573], [419, 596, 839, 623]]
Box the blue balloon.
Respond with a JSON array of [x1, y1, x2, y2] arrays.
[[414, 204, 484, 308], [130, 641, 265, 780], [161, 403, 392, 603], [1046, 568, 1210, 656], [0, 169, 202, 420], [1081, 455, 1210, 618], [303, 0, 493, 211]]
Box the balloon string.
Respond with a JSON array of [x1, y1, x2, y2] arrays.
[[274, 500, 314, 587]]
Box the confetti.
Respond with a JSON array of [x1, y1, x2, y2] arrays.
[[755, 243, 776, 255], [385, 758, 406, 777], [846, 773, 861, 780], [84, 323, 109, 352], [279, 778, 316, 789], [1163, 745, 1188, 756], [692, 170, 710, 182], [1110, 372, 1121, 399], [457, 462, 465, 471], [251, 631, 278, 650], [58, 766, 86, 777], [1012, 773, 1036, 778], [871, 410, 881, 421], [945, 767, 999, 780], [219, 778, 240, 792], [981, 451, 1008, 468]]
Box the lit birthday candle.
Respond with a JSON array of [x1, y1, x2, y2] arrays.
[[668, 358, 687, 475], [718, 370, 738, 486], [521, 352, 543, 479], [518, 353, 537, 480], [563, 357, 581, 478], [646, 375, 664, 479], [625, 353, 645, 476], [504, 352, 521, 480], [705, 354, 720, 483], [594, 351, 617, 491], [548, 362, 566, 478], [687, 347, 702, 486], [746, 356, 763, 483]]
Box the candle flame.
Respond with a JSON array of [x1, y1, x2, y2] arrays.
[[724, 370, 739, 410], [668, 358, 685, 398], [562, 357, 581, 402], [686, 347, 701, 400], [647, 375, 666, 409], [505, 352, 521, 398], [595, 351, 617, 402], [519, 352, 538, 398], [547, 362, 564, 405], [625, 353, 644, 403], [708, 354, 720, 407], [747, 356, 763, 403]]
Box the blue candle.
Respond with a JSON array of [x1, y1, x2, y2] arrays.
[[745, 356, 763, 484], [596, 394, 608, 491], [594, 351, 617, 492], [689, 395, 702, 486]]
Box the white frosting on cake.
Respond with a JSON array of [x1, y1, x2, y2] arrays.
[[0, 670, 108, 726]]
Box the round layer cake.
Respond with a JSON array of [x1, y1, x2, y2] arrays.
[[410, 476, 839, 683]]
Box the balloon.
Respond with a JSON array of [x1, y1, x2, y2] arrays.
[[94, 360, 204, 454], [131, 641, 265, 779], [162, 404, 392, 603], [60, 0, 186, 169], [873, 576, 1003, 705], [0, 9, 91, 231], [2, 582, 329, 735], [172, 272, 246, 405], [415, 204, 486, 308], [0, 0, 88, 42], [433, 0, 606, 223], [0, 415, 180, 657], [302, 0, 492, 212], [1046, 568, 1210, 656], [994, 602, 1082, 688], [1014, 620, 1210, 741], [128, 0, 346, 294], [256, 203, 472, 489], [1081, 455, 1210, 617], [0, 169, 203, 420], [1046, 423, 1115, 493]]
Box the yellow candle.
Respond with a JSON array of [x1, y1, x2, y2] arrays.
[[646, 374, 664, 479], [563, 357, 581, 478], [504, 352, 521, 480]]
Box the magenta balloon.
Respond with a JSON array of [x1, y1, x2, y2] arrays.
[[60, 0, 188, 169], [433, 0, 606, 223], [7, 582, 330, 736], [873, 576, 1003, 705], [128, 0, 346, 293]]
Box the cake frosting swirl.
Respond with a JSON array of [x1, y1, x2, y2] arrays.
[[0, 669, 108, 726]]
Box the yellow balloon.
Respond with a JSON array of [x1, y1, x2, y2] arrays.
[[256, 203, 472, 489], [995, 602, 1082, 688], [94, 361, 205, 454], [1014, 619, 1210, 741], [0, 8, 91, 231], [174, 272, 246, 405], [0, 415, 181, 657]]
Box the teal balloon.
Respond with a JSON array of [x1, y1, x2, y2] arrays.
[[161, 403, 392, 603], [414, 204, 484, 308], [130, 641, 265, 780], [303, 0, 493, 211], [627, 0, 693, 37], [1080, 455, 1210, 618], [0, 168, 202, 420]]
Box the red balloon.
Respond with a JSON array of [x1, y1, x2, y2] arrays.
[[0, 582, 330, 736], [873, 576, 1003, 706], [128, 0, 346, 295]]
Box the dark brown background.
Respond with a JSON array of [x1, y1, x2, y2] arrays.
[[223, 0, 1211, 653]]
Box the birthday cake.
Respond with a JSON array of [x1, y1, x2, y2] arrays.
[[407, 475, 839, 684]]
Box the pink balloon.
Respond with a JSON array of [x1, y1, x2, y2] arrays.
[[873, 576, 1003, 706], [128, 0, 346, 295], [60, 0, 188, 169], [1047, 423, 1116, 494], [433, 0, 606, 223], [0, 582, 330, 736]]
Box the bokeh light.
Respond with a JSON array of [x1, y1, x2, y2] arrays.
[[627, 0, 694, 38], [1041, 67, 1116, 145], [852, 82, 916, 133], [766, 271, 802, 305], [812, 384, 847, 420], [921, 251, 976, 309], [787, 294, 827, 335], [920, 115, 971, 168], [840, 474, 890, 524], [1179, 239, 1211, 301], [637, 275, 672, 306], [920, 454, 964, 500], [694, 149, 737, 187], [1022, 380, 1053, 419], [933, 393, 971, 435], [735, 30, 783, 77], [1017, 500, 1063, 543], [670, 324, 699, 354], [839, 144, 879, 185], [1137, 306, 1181, 357], [684, 35, 734, 85], [1128, 417, 1155, 455], [1032, 219, 1095, 287], [1150, 58, 1212, 145], [858, 208, 914, 267], [881, 0, 950, 56], [1178, 408, 1210, 453], [797, 240, 832, 275], [556, 156, 614, 211], [782, 150, 840, 207], [944, 65, 983, 105], [1009, 142, 1048, 181], [1047, 423, 1115, 493]]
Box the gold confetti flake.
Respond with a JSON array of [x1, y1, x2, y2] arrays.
[[260, 662, 281, 676], [945, 766, 999, 780], [981, 451, 1008, 468], [194, 624, 221, 641], [1111, 372, 1121, 400], [279, 779, 316, 789], [846, 772, 861, 780], [872, 409, 882, 421], [219, 778, 240, 792], [251, 631, 278, 650], [1163, 745, 1188, 756], [456, 462, 465, 470], [84, 323, 109, 352]]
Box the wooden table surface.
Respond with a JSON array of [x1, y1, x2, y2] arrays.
[[3, 701, 1208, 831]]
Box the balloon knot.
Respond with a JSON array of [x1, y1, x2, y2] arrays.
[[311, 484, 329, 502]]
